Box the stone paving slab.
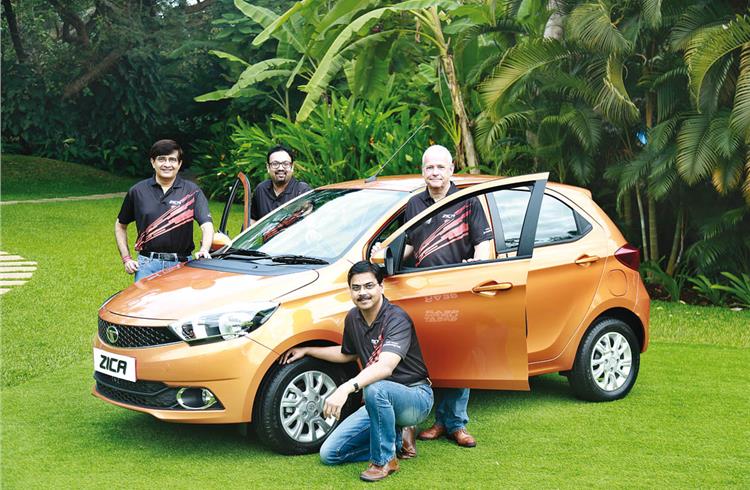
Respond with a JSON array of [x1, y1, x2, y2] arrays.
[[0, 251, 35, 293], [0, 280, 27, 287], [0, 272, 33, 279]]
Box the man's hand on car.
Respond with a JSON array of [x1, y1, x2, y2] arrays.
[[280, 347, 307, 364], [195, 249, 211, 259]]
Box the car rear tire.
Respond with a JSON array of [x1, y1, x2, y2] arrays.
[[254, 357, 361, 455], [569, 318, 640, 402]]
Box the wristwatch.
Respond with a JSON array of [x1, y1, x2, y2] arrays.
[[352, 381, 361, 393]]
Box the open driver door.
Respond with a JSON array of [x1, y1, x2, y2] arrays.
[[211, 172, 251, 252]]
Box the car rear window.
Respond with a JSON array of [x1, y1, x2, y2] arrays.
[[491, 188, 591, 250]]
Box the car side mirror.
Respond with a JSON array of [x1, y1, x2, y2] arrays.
[[210, 231, 231, 252]]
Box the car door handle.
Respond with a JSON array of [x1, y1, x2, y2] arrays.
[[575, 255, 600, 265], [472, 282, 513, 295]]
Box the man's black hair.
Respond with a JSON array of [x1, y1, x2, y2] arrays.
[[267, 144, 295, 164], [347, 261, 385, 286], [150, 139, 183, 161]]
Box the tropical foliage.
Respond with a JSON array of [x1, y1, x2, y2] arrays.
[[3, 0, 749, 293]]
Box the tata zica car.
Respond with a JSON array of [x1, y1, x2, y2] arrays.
[[93, 172, 649, 454]]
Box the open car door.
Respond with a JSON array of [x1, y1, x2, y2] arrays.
[[211, 172, 251, 251], [372, 173, 548, 390]]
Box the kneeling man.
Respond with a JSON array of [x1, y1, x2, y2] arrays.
[[281, 261, 433, 482]]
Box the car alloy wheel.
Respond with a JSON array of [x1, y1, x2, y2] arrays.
[[254, 356, 360, 454], [569, 318, 640, 402], [590, 331, 632, 392], [279, 370, 337, 443]]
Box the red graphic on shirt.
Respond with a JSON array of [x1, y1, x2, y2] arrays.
[[414, 202, 471, 266], [134, 191, 197, 251], [366, 331, 385, 367]]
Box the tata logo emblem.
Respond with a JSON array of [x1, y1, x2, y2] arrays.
[[106, 325, 120, 344]]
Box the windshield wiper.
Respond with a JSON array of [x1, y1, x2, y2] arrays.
[[212, 248, 271, 260], [270, 254, 329, 265]]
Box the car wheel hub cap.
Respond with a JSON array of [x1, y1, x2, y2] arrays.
[[590, 332, 632, 391], [279, 370, 337, 443]]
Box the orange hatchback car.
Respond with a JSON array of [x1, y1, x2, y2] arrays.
[[93, 172, 649, 454]]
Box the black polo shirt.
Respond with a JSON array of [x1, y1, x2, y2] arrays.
[[342, 298, 429, 385], [117, 176, 212, 255], [250, 177, 312, 221], [405, 182, 493, 267]]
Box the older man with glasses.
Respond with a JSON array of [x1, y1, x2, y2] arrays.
[[250, 144, 312, 224]]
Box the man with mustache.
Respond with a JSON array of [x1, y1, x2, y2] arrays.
[[115, 139, 213, 281], [281, 261, 433, 482], [250, 144, 312, 224]]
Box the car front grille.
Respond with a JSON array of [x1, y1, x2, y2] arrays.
[[94, 372, 180, 409], [98, 318, 181, 348]]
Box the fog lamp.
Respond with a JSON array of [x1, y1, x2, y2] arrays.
[[176, 387, 217, 410]]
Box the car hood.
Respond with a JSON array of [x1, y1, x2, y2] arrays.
[[104, 262, 319, 321]]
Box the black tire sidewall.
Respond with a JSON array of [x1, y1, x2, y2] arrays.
[[570, 318, 641, 402]]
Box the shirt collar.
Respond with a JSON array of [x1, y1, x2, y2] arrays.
[[264, 176, 298, 197], [149, 175, 184, 189], [356, 296, 390, 331], [419, 181, 458, 205]]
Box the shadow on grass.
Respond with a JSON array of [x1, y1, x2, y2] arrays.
[[90, 373, 580, 455]]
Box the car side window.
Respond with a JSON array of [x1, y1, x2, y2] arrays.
[[397, 194, 495, 271], [491, 189, 591, 251]]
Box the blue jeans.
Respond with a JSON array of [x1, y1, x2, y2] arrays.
[[320, 381, 433, 467], [134, 255, 189, 281], [433, 388, 470, 433]]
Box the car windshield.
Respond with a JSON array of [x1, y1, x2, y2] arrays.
[[230, 188, 406, 262]]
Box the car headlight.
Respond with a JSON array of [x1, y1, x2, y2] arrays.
[[169, 302, 279, 344]]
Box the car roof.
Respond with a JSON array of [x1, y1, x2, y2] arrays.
[[318, 174, 592, 198]]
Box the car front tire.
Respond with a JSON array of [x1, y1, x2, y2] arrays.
[[254, 357, 360, 455], [569, 318, 640, 402]]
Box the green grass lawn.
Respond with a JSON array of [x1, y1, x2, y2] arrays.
[[1, 154, 138, 201], [1, 161, 748, 488]]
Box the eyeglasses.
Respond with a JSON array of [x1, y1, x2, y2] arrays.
[[268, 161, 292, 169], [350, 282, 378, 292], [155, 156, 179, 164]]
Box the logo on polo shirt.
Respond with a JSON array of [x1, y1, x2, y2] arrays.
[[371, 337, 381, 346], [168, 200, 182, 207], [441, 213, 456, 220]]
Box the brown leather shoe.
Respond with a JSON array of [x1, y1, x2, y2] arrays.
[[398, 426, 417, 459], [449, 428, 477, 448], [360, 457, 399, 482], [417, 423, 446, 441]]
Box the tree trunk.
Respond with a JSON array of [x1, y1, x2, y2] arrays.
[[644, 93, 659, 261], [48, 0, 90, 48], [647, 194, 659, 261], [63, 48, 127, 99], [635, 185, 649, 262], [428, 7, 479, 173], [666, 207, 684, 276], [623, 189, 633, 232], [2, 0, 28, 62], [544, 0, 565, 40]]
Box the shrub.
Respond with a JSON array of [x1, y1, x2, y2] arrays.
[[193, 93, 441, 199]]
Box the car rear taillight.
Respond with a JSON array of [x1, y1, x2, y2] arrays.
[[615, 244, 641, 271]]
